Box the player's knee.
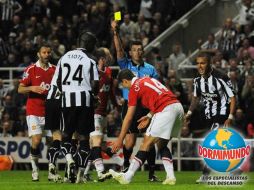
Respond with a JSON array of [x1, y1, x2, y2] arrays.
[[52, 130, 62, 141], [91, 135, 102, 147], [31, 135, 42, 147], [124, 142, 134, 149], [140, 136, 155, 151]]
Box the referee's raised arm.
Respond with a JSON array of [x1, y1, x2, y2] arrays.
[[111, 20, 125, 60]]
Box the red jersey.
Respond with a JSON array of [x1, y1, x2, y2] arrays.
[[20, 61, 56, 116], [128, 77, 179, 113], [95, 67, 117, 116]]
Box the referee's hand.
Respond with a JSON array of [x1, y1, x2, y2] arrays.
[[111, 20, 119, 32], [184, 114, 191, 123], [224, 118, 232, 128]]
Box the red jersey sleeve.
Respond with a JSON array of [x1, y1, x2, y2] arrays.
[[19, 66, 33, 86]]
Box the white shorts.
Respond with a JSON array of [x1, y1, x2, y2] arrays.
[[146, 103, 184, 140], [26, 115, 52, 137], [90, 114, 107, 137]]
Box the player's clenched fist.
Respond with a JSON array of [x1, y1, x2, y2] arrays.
[[111, 20, 118, 32]]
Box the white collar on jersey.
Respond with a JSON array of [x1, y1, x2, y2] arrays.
[[35, 60, 52, 71], [131, 77, 138, 85]]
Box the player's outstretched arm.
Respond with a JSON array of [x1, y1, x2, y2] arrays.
[[112, 106, 136, 153], [185, 95, 199, 122]]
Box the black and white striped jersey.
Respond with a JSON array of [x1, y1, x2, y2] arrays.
[[47, 62, 61, 100], [193, 69, 234, 119], [1, 0, 22, 21], [56, 48, 99, 107]]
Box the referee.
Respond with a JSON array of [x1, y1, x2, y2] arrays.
[[185, 52, 236, 183]]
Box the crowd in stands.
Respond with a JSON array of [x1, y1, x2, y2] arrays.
[[0, 0, 254, 170]]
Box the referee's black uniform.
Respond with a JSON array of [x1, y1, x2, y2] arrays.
[[193, 69, 235, 129]]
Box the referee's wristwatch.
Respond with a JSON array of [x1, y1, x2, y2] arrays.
[[228, 114, 234, 120], [186, 110, 192, 117]]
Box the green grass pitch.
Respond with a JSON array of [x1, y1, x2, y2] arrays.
[[0, 171, 253, 190]]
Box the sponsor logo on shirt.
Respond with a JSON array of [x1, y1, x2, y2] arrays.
[[40, 82, 50, 90]]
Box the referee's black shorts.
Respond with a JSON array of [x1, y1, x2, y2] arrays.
[[45, 99, 62, 131], [121, 100, 149, 134], [62, 106, 94, 136], [206, 115, 228, 130]]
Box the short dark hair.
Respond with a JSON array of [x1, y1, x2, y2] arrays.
[[38, 43, 51, 52], [118, 69, 135, 81], [77, 31, 97, 53], [129, 40, 143, 49], [196, 52, 212, 64]]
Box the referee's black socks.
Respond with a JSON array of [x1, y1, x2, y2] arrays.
[[147, 145, 156, 178], [123, 145, 133, 168]]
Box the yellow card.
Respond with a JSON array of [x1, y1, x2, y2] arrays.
[[114, 11, 121, 21]]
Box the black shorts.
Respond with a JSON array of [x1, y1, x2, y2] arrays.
[[62, 106, 94, 136], [206, 115, 228, 130], [121, 100, 149, 134], [45, 99, 62, 131]]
